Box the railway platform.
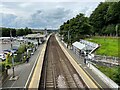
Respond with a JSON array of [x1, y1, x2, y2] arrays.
[[56, 34, 111, 89], [29, 34, 105, 89], [1, 33, 113, 90]]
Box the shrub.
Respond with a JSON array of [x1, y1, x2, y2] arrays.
[[0, 63, 5, 72], [17, 44, 26, 54]]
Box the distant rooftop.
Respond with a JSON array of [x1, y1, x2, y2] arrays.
[[25, 33, 46, 38], [72, 41, 85, 50]]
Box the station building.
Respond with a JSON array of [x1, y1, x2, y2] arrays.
[[72, 39, 99, 60], [25, 33, 47, 45]]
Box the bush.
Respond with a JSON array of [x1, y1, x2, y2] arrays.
[[22, 53, 27, 63], [6, 65, 11, 69], [0, 63, 5, 72], [17, 44, 26, 54], [96, 65, 120, 85], [104, 24, 116, 36], [14, 53, 22, 62], [114, 67, 120, 85]]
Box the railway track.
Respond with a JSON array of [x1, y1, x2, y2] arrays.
[[39, 34, 88, 90]]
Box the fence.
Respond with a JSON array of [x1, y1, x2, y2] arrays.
[[94, 55, 120, 66]]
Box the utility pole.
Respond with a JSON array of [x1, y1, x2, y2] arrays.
[[9, 30, 19, 80], [67, 31, 70, 48], [68, 31, 70, 42], [10, 30, 15, 78]]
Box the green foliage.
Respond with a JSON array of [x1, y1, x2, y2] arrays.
[[89, 2, 120, 36], [27, 42, 34, 49], [16, 27, 32, 36], [17, 44, 26, 54], [29, 43, 34, 48], [89, 2, 109, 31], [16, 28, 25, 36], [0, 63, 5, 72], [60, 1, 120, 46], [103, 24, 116, 36], [60, 13, 92, 44], [96, 65, 120, 86], [105, 2, 120, 24], [23, 54, 27, 63], [6, 53, 10, 65], [0, 27, 33, 37], [14, 53, 22, 62], [6, 65, 11, 69], [0, 28, 16, 37], [114, 67, 120, 85], [5, 53, 12, 64], [24, 27, 32, 35], [86, 36, 119, 57]]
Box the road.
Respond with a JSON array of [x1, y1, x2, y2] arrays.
[[39, 35, 87, 89], [2, 44, 43, 89]]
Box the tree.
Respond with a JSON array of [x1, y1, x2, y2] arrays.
[[104, 24, 116, 36], [114, 66, 120, 85], [16, 29, 25, 36], [2, 28, 10, 37], [17, 44, 26, 54], [0, 28, 16, 37], [24, 27, 32, 35], [60, 13, 92, 44], [105, 2, 120, 25], [89, 2, 109, 35], [11, 28, 16, 37], [0, 27, 33, 37]]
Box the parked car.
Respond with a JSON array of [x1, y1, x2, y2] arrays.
[[3, 49, 11, 55], [31, 52, 34, 55], [0, 54, 6, 61]]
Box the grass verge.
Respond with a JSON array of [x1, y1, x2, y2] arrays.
[[86, 36, 119, 57], [95, 64, 120, 86]]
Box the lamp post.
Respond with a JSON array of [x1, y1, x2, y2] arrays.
[[59, 28, 72, 49], [10, 30, 15, 78], [9, 30, 19, 80]]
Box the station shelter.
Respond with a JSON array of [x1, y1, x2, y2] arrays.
[[72, 40, 99, 60]]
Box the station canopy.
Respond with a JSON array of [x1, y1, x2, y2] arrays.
[[72, 41, 85, 50]]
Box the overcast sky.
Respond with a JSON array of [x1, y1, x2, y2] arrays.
[[0, 0, 105, 29]]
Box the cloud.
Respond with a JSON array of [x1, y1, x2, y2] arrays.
[[0, 7, 72, 28], [1, 0, 105, 2], [0, 13, 17, 27], [0, 2, 100, 28], [19, 3, 33, 8], [29, 8, 72, 28]]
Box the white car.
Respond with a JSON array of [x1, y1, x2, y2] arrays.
[[31, 52, 34, 55], [0, 54, 6, 61]]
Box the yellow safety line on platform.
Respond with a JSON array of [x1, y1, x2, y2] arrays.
[[28, 44, 46, 88], [28, 35, 51, 89], [55, 35, 100, 89]]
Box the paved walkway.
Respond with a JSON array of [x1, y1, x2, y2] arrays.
[[57, 36, 110, 89], [1, 44, 43, 89]]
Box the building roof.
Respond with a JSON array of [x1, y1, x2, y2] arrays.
[[73, 39, 99, 55], [72, 41, 85, 50], [25, 33, 46, 38]]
